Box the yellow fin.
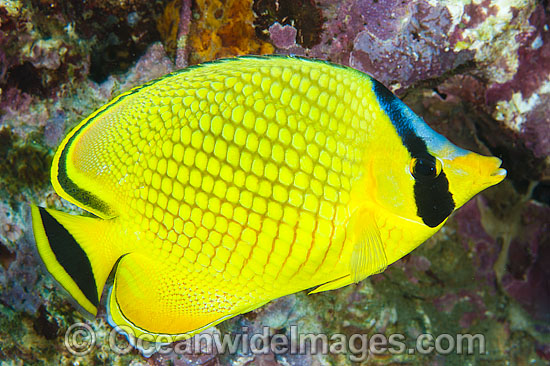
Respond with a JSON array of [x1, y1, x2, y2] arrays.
[[31, 206, 123, 315], [309, 207, 387, 294], [107, 252, 249, 342], [349, 208, 388, 283]]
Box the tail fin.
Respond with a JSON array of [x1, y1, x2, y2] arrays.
[[31, 206, 122, 315]]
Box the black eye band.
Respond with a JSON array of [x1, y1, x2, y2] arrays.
[[371, 79, 455, 227]]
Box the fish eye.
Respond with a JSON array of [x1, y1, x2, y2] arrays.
[[409, 155, 442, 180]]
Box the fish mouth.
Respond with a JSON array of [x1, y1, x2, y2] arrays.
[[486, 157, 506, 185], [492, 168, 507, 177]]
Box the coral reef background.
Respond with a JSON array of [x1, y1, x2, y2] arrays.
[[0, 0, 549, 365]]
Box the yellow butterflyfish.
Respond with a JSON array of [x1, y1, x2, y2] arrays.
[[31, 56, 506, 343]]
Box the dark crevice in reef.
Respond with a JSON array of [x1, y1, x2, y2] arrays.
[[0, 241, 16, 271], [28, 0, 169, 83], [253, 0, 324, 48], [473, 112, 546, 195], [5, 62, 48, 98], [33, 305, 60, 340], [532, 181, 550, 206]]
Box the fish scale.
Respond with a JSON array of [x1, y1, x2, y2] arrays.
[[104, 66, 363, 288], [106, 59, 362, 330]]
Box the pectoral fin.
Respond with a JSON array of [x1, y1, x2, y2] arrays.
[[349, 208, 387, 283], [310, 208, 387, 294]]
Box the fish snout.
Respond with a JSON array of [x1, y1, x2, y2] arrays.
[[478, 155, 507, 187], [442, 152, 506, 209]]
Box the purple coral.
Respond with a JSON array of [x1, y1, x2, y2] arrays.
[[269, 23, 298, 50], [486, 5, 550, 104], [43, 111, 66, 148], [349, 0, 470, 89], [485, 4, 550, 158]]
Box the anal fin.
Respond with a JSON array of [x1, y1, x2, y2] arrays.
[[107, 252, 246, 342]]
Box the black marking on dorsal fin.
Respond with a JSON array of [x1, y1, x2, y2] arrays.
[[371, 79, 455, 227], [39, 207, 99, 307], [56, 154, 112, 216]]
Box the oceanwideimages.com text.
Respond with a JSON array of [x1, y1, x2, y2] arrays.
[[65, 323, 486, 360]]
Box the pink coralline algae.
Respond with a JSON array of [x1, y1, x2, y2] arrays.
[[43, 111, 66, 148], [485, 4, 550, 158], [486, 5, 550, 103], [114, 42, 175, 92], [149, 328, 220, 366], [521, 94, 550, 159], [453, 195, 550, 325], [391, 254, 431, 284], [348, 0, 471, 89], [269, 22, 297, 50], [253, 0, 323, 49]]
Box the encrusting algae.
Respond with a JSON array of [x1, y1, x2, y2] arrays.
[[31, 56, 505, 346]]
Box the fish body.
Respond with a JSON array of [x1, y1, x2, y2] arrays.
[[32, 56, 505, 341]]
